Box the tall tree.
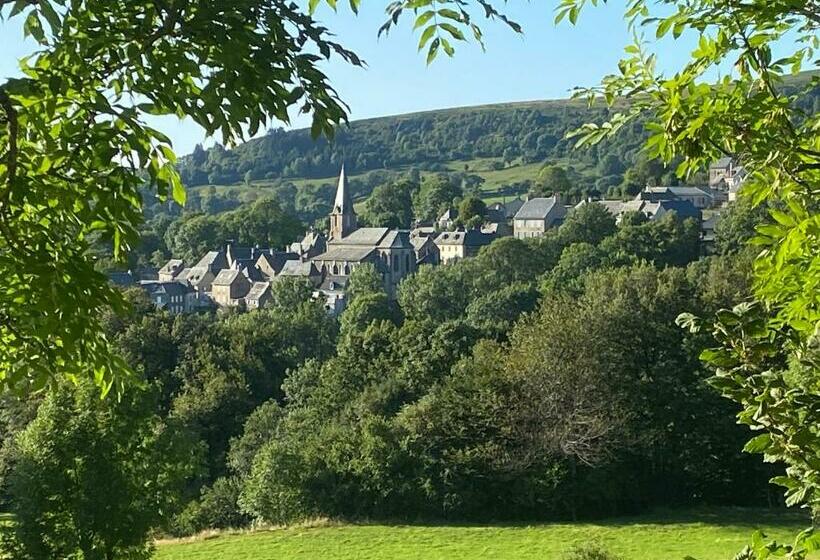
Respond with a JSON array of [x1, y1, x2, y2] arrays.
[[0, 381, 200, 559], [362, 180, 415, 228]]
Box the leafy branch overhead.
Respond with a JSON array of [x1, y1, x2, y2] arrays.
[[377, 0, 521, 64], [0, 0, 362, 393]]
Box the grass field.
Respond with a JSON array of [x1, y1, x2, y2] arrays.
[[155, 508, 813, 560]]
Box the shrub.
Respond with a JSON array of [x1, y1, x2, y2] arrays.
[[563, 543, 623, 560]]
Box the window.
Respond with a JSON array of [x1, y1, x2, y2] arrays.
[[392, 255, 398, 271], [344, 264, 350, 275], [405, 253, 411, 270]]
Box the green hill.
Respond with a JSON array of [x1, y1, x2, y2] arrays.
[[170, 70, 818, 224], [178, 69, 818, 187]]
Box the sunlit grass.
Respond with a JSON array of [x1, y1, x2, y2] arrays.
[[154, 507, 813, 560]]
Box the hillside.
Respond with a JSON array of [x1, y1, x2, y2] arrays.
[[168, 70, 818, 226], [179, 96, 623, 187], [178, 70, 819, 188]]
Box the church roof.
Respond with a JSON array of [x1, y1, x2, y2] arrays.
[[377, 229, 412, 249], [313, 246, 376, 263], [331, 227, 390, 246], [333, 165, 354, 214]]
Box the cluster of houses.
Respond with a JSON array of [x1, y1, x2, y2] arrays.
[[128, 157, 745, 315]]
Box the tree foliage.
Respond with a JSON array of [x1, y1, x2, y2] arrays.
[[0, 381, 200, 559], [0, 0, 359, 392], [540, 0, 820, 557]]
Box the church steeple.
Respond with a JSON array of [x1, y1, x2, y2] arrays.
[[329, 165, 356, 240]]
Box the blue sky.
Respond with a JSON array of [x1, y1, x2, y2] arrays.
[[0, 2, 701, 155]]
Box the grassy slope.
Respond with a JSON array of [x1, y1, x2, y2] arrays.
[[191, 158, 551, 206], [155, 508, 813, 560]]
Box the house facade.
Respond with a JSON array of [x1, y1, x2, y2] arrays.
[[434, 229, 495, 264], [513, 196, 567, 239]]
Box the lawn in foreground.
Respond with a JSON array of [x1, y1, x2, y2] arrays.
[[155, 508, 812, 560]]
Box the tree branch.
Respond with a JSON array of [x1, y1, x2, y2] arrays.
[[0, 84, 19, 204]]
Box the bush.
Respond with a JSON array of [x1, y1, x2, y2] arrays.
[[563, 543, 623, 560], [171, 477, 249, 536]]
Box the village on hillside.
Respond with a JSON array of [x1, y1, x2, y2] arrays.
[[116, 157, 747, 315]]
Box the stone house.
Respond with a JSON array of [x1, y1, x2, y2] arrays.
[[211, 269, 252, 307], [434, 229, 495, 264], [513, 196, 567, 239], [245, 281, 272, 310]]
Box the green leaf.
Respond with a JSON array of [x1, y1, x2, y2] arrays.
[[743, 434, 772, 454], [37, 0, 60, 34], [426, 37, 440, 65], [413, 11, 435, 31], [417, 24, 436, 51]]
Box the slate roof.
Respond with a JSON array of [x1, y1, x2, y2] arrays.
[[279, 260, 319, 277], [410, 226, 436, 239], [411, 235, 433, 251], [227, 245, 254, 262], [158, 259, 184, 275], [289, 231, 327, 254], [667, 186, 712, 198], [658, 199, 702, 221], [485, 207, 505, 223], [501, 198, 525, 218], [514, 197, 561, 220], [256, 251, 299, 276], [319, 275, 349, 292], [246, 281, 271, 301], [212, 269, 241, 286], [143, 281, 191, 297], [576, 199, 625, 216], [312, 246, 376, 263], [710, 157, 734, 169], [332, 227, 390, 246], [434, 229, 494, 247], [193, 250, 228, 271], [186, 267, 213, 289]]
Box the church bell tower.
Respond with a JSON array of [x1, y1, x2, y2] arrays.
[[329, 165, 356, 240]]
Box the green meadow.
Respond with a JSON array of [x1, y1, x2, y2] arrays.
[[155, 508, 813, 560]]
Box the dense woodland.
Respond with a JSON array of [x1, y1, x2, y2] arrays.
[[0, 198, 778, 555]]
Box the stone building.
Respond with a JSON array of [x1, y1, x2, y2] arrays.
[[310, 167, 416, 299], [513, 196, 567, 239], [434, 229, 495, 264]]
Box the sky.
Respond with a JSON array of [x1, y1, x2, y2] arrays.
[[0, 2, 702, 155]]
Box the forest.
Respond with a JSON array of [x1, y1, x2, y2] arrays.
[[0, 199, 778, 557]]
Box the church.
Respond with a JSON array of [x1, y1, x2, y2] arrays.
[[310, 166, 416, 300]]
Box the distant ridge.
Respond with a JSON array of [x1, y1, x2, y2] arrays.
[[178, 69, 818, 188]]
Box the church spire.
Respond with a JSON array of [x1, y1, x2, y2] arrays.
[[333, 164, 354, 214], [329, 164, 356, 240]]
